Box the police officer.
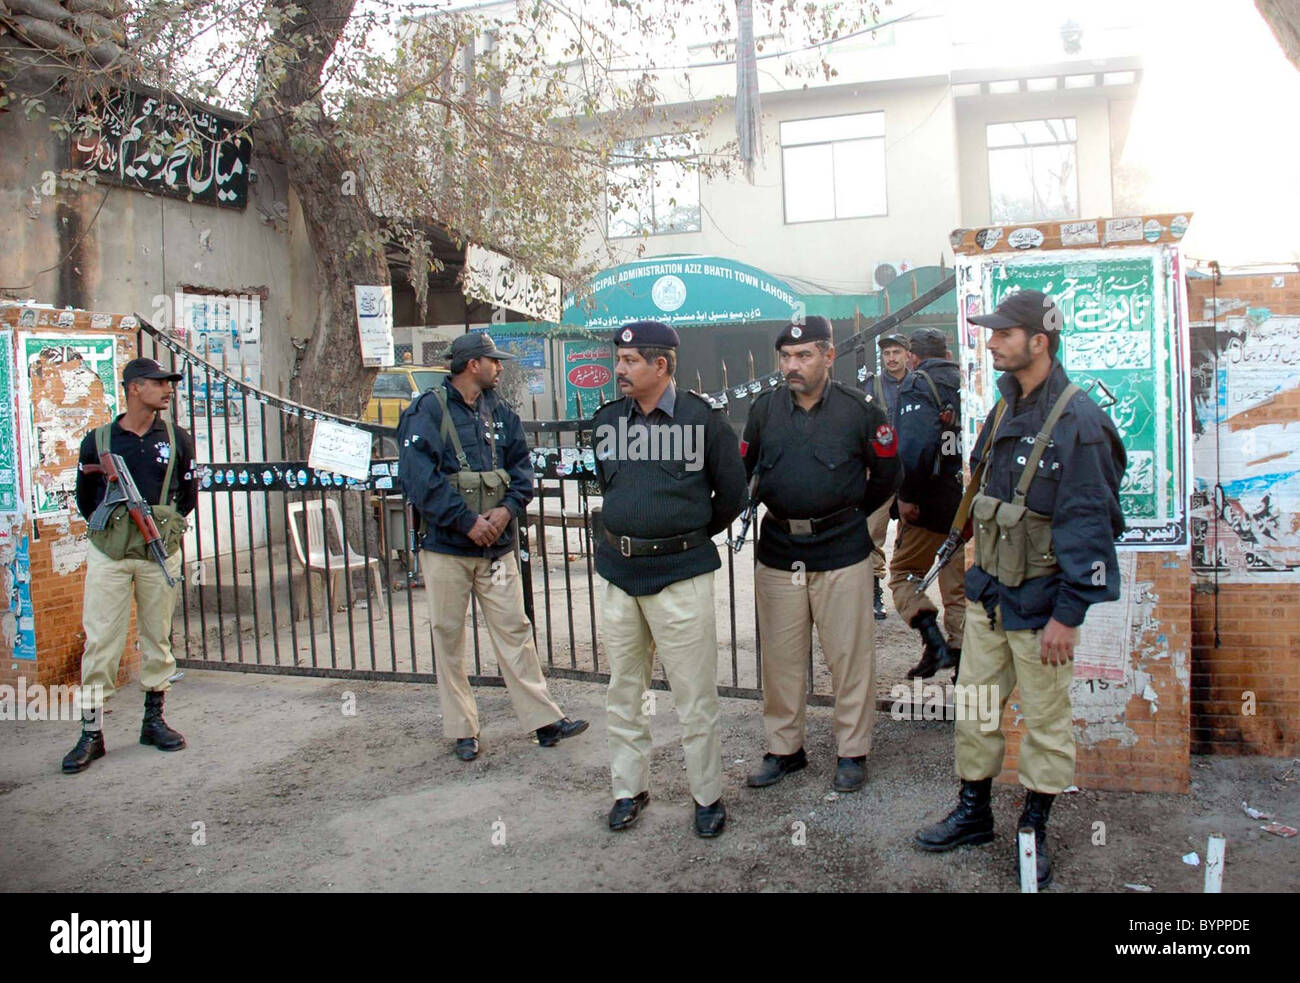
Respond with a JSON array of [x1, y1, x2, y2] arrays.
[[862, 332, 911, 619], [914, 290, 1126, 889], [892, 327, 965, 680], [63, 357, 198, 774], [593, 321, 746, 838], [399, 332, 587, 762], [742, 316, 900, 793]]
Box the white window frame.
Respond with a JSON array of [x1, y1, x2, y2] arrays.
[[780, 111, 887, 224], [986, 117, 1080, 224], [606, 132, 702, 238]]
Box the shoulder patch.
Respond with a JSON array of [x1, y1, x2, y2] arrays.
[[688, 389, 728, 411]]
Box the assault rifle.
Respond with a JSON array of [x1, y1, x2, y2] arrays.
[[729, 471, 761, 553], [85, 453, 179, 587]]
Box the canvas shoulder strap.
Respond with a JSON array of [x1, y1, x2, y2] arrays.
[[433, 387, 471, 472], [872, 371, 885, 406], [976, 399, 1010, 494], [158, 416, 178, 507], [913, 369, 943, 407], [94, 423, 112, 458], [1012, 383, 1081, 505]]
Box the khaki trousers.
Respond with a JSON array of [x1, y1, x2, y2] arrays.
[[755, 558, 876, 757], [954, 605, 1076, 794], [423, 550, 561, 739], [888, 521, 966, 645], [81, 542, 183, 706], [866, 498, 894, 582], [603, 573, 724, 807]]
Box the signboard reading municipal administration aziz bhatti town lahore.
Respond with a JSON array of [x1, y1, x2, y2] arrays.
[[70, 88, 251, 209]]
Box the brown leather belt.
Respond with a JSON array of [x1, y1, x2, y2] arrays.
[[603, 527, 711, 557], [765, 505, 863, 537]]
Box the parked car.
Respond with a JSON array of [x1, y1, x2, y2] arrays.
[[365, 365, 448, 456]]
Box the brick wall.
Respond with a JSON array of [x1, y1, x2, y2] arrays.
[[1186, 272, 1300, 756], [0, 306, 140, 695]]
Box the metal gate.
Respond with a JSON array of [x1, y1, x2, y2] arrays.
[[140, 276, 953, 705]]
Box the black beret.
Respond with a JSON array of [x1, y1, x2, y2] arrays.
[[613, 320, 680, 349], [774, 314, 832, 350], [909, 328, 949, 358]]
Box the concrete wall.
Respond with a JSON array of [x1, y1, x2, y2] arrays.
[[1, 106, 308, 403], [954, 88, 1119, 229]]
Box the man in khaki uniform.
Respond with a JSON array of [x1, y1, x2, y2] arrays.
[[398, 332, 586, 761], [862, 332, 911, 619], [742, 316, 900, 793], [914, 291, 1126, 888], [63, 357, 198, 774], [591, 320, 746, 838]]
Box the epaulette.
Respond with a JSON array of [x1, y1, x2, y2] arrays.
[[591, 394, 627, 418], [831, 379, 873, 411], [687, 389, 728, 411]]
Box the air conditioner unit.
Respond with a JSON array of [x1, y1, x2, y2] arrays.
[[872, 260, 913, 291]]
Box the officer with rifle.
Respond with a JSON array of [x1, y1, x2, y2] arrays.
[[741, 316, 900, 793], [891, 327, 966, 681], [63, 357, 199, 774], [861, 332, 911, 619], [914, 291, 1126, 889]]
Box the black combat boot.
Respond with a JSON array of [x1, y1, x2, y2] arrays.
[[914, 778, 995, 851], [1013, 790, 1055, 888], [140, 691, 187, 751], [872, 580, 886, 620], [906, 610, 955, 679], [62, 728, 105, 774]]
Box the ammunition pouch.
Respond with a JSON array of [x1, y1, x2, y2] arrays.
[[88, 503, 187, 561], [450, 468, 512, 515], [971, 494, 1057, 588]]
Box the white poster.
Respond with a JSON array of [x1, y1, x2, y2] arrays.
[[307, 419, 373, 481], [355, 285, 395, 367], [1073, 551, 1139, 681]]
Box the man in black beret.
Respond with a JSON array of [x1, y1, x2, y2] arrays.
[[891, 327, 966, 679], [741, 315, 900, 793], [862, 331, 912, 619], [592, 320, 746, 837]]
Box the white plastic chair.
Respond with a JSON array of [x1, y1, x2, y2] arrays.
[[287, 500, 386, 619]]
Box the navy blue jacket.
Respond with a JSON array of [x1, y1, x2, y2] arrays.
[[896, 358, 963, 534], [398, 377, 533, 558], [966, 359, 1127, 630]]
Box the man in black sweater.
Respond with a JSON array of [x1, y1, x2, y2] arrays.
[[592, 320, 746, 838], [740, 316, 900, 793]]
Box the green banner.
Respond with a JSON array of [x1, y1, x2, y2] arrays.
[[561, 340, 617, 419], [983, 255, 1187, 546]]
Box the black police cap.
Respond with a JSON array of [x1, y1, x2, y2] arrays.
[[122, 357, 182, 384], [774, 315, 832, 350], [968, 289, 1063, 336], [613, 321, 680, 349], [909, 328, 949, 358]]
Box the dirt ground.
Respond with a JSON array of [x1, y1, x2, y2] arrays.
[[2, 669, 1296, 893]]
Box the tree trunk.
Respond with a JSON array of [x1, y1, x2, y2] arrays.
[[253, 0, 387, 424], [1257, 0, 1300, 73]]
